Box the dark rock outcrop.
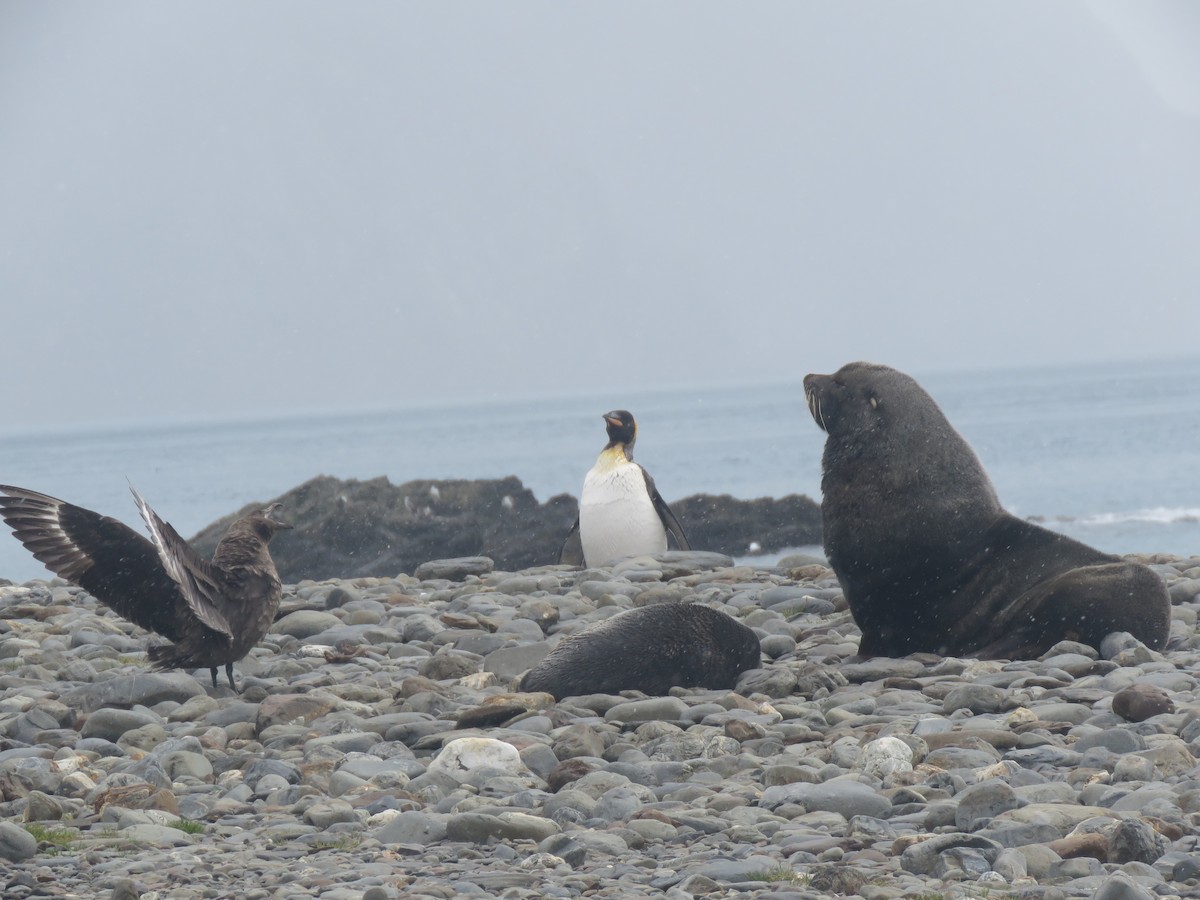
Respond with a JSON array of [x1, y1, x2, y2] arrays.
[[671, 493, 822, 558], [191, 475, 578, 583], [191, 475, 822, 583]]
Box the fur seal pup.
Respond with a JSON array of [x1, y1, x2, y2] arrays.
[[559, 410, 689, 567], [0, 484, 292, 691], [520, 602, 761, 699], [803, 362, 1170, 658]]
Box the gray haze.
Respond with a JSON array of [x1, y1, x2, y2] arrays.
[[3, 1, 1200, 432]]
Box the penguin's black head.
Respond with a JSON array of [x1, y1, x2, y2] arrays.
[[603, 410, 637, 448]]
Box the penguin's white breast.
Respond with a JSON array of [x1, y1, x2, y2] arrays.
[[579, 457, 667, 566]]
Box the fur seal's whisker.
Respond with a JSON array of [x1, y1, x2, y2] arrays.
[[807, 390, 826, 431]]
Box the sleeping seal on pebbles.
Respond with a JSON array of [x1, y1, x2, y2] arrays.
[[519, 601, 762, 699]]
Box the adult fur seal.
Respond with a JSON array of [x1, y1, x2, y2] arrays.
[[520, 602, 761, 699], [0, 484, 292, 691], [803, 362, 1170, 659]]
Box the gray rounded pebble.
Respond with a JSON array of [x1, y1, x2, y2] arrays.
[[760, 779, 892, 819], [445, 811, 559, 843], [375, 811, 448, 845], [415, 557, 495, 580], [1093, 874, 1157, 900], [901, 833, 1002, 875], [1074, 728, 1146, 755], [271, 609, 344, 638], [81, 708, 160, 742], [954, 779, 1017, 831], [604, 696, 688, 723], [942, 683, 1007, 714], [0, 821, 38, 861]]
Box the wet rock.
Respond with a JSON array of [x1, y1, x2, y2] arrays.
[[1074, 728, 1145, 755], [1048, 832, 1109, 860], [760, 779, 892, 819], [667, 494, 820, 558], [900, 833, 1002, 876], [375, 811, 448, 845], [22, 789, 71, 822], [482, 643, 552, 680], [942, 683, 1007, 714], [654, 551, 736, 576], [1107, 818, 1168, 865], [855, 736, 914, 778], [1111, 684, 1174, 722], [445, 811, 559, 843], [192, 475, 567, 579], [604, 697, 689, 723], [81, 708, 161, 743], [935, 846, 993, 879], [539, 833, 587, 868], [0, 821, 37, 861], [60, 673, 205, 713], [272, 610, 344, 638], [551, 724, 605, 760], [954, 779, 1017, 831], [1092, 874, 1157, 900], [427, 737, 536, 785], [734, 667, 797, 698], [415, 557, 496, 581], [255, 692, 340, 733], [840, 658, 926, 682]]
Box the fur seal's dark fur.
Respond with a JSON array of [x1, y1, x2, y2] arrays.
[[803, 362, 1170, 659], [519, 602, 762, 699], [0, 484, 291, 691]]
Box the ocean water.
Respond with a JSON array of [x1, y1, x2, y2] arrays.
[[2, 357, 1198, 584]]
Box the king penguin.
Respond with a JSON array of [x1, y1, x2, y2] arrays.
[[558, 410, 690, 567]]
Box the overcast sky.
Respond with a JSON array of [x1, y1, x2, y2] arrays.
[[3, 1, 1199, 433]]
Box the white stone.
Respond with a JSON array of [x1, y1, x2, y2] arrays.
[[459, 672, 498, 690], [60, 772, 97, 795], [855, 736, 914, 778], [367, 808, 401, 827], [52, 754, 87, 775], [427, 737, 534, 784]]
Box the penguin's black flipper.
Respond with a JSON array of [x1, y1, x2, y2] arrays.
[[557, 516, 585, 566], [640, 466, 690, 551]]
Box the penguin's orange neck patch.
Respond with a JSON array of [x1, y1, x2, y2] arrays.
[[594, 445, 632, 471]]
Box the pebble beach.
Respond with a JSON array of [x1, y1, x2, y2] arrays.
[[2, 550, 1199, 900]]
